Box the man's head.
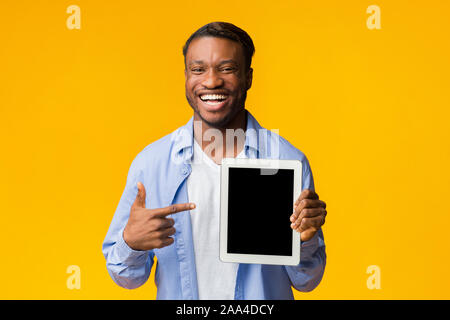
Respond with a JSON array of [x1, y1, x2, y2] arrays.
[[183, 22, 255, 129]]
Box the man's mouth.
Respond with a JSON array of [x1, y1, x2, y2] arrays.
[[199, 94, 229, 106]]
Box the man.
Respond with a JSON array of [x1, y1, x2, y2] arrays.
[[102, 22, 327, 300]]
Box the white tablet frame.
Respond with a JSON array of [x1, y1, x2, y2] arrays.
[[219, 158, 302, 266]]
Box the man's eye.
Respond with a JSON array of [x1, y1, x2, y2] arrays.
[[192, 68, 203, 73], [222, 67, 235, 72]]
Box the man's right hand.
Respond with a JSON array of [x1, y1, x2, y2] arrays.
[[123, 182, 196, 251]]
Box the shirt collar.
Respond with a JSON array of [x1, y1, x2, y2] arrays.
[[172, 109, 264, 161]]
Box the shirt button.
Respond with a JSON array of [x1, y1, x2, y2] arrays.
[[181, 167, 189, 175]]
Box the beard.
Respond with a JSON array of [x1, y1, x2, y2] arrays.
[[185, 89, 247, 129]]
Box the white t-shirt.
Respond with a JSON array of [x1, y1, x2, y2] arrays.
[[187, 140, 245, 300]]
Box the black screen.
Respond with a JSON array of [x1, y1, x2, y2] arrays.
[[227, 168, 294, 256]]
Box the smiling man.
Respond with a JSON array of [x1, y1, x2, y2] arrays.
[[102, 22, 327, 300]]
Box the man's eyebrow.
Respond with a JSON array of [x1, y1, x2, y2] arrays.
[[188, 59, 238, 66], [218, 59, 238, 65], [188, 60, 205, 66]]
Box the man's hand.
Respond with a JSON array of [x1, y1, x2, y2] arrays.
[[290, 189, 327, 242], [123, 182, 196, 251]]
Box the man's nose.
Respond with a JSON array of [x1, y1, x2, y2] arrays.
[[201, 69, 224, 88]]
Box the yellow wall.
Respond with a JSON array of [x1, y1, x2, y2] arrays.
[[1, 0, 449, 299]]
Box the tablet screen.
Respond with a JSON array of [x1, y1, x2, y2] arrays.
[[227, 167, 294, 256]]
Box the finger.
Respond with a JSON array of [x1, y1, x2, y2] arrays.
[[294, 189, 319, 212], [152, 203, 196, 218], [150, 217, 175, 231], [291, 199, 326, 222], [291, 208, 327, 228], [132, 182, 146, 209], [155, 227, 176, 239], [297, 208, 327, 227], [297, 189, 319, 204], [158, 237, 175, 249], [291, 203, 326, 225], [294, 215, 324, 233], [161, 217, 175, 229]]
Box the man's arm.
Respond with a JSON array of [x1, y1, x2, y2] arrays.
[[284, 156, 327, 292], [102, 156, 195, 289], [285, 228, 326, 292], [102, 157, 154, 289]]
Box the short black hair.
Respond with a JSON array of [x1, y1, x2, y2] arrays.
[[182, 21, 255, 71]]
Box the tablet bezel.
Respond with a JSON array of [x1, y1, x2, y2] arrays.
[[219, 158, 302, 266]]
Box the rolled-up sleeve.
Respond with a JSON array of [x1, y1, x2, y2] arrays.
[[285, 229, 326, 292], [102, 155, 155, 289]]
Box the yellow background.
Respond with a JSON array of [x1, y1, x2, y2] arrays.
[[1, 0, 449, 299]]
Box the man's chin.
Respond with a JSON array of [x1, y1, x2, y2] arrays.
[[197, 111, 231, 129]]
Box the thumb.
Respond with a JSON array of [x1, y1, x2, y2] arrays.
[[132, 182, 146, 209]]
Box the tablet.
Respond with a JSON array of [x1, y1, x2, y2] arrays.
[[220, 158, 302, 266]]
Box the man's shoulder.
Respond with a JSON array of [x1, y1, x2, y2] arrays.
[[266, 129, 314, 188], [130, 126, 185, 169], [281, 136, 308, 162], [266, 128, 308, 162], [248, 111, 307, 162]]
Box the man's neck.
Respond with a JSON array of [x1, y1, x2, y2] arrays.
[[193, 109, 247, 164]]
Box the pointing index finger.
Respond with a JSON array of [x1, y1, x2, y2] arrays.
[[152, 203, 196, 218]]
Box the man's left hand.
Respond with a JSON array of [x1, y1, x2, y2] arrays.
[[290, 189, 327, 242]]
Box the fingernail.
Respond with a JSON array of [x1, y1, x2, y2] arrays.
[[290, 216, 295, 222], [190, 203, 195, 209]]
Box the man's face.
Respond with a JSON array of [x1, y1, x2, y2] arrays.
[[185, 36, 252, 128]]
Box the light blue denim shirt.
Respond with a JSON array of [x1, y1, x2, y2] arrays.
[[102, 110, 326, 299]]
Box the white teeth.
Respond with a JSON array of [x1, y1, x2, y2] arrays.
[[200, 94, 228, 101], [204, 100, 223, 106]]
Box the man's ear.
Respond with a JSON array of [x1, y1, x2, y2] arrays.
[[184, 69, 187, 80], [246, 67, 253, 90]]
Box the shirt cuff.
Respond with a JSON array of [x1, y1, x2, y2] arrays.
[[115, 230, 149, 265]]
